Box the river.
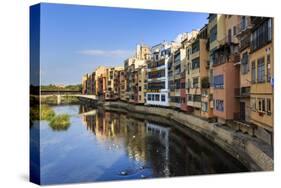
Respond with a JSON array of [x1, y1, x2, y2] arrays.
[[30, 104, 248, 185]]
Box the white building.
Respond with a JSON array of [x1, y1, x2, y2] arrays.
[[145, 42, 172, 106]]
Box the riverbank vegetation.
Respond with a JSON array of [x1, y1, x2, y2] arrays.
[[40, 84, 82, 91], [40, 105, 56, 121], [49, 114, 70, 131], [30, 104, 70, 131]]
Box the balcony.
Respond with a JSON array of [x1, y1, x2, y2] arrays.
[[213, 43, 240, 66], [229, 52, 240, 63], [187, 101, 201, 108], [235, 87, 250, 98], [236, 20, 253, 37], [217, 34, 239, 46], [239, 33, 251, 52]]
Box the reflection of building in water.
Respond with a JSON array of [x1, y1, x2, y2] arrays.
[[122, 115, 147, 162], [80, 110, 148, 161], [146, 123, 170, 177]]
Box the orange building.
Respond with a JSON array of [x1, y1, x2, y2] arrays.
[[209, 14, 240, 123]]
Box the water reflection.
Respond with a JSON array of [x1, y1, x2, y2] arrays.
[[34, 105, 248, 185], [79, 105, 247, 178]]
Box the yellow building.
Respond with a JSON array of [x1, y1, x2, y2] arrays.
[[119, 69, 127, 101], [136, 65, 147, 104], [81, 74, 88, 94], [235, 16, 253, 122], [94, 66, 107, 97], [105, 66, 124, 100], [249, 17, 273, 134], [186, 26, 210, 118]]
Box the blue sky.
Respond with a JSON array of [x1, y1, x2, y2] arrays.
[[39, 3, 208, 85]]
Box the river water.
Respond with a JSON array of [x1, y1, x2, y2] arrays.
[[30, 104, 248, 185]]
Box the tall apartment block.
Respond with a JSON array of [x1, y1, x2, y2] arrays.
[[146, 42, 173, 106]]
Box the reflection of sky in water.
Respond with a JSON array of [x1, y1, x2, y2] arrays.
[[34, 105, 247, 185], [39, 106, 150, 184]]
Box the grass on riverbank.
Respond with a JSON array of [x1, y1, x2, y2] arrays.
[[30, 104, 70, 131], [40, 105, 56, 121], [49, 114, 70, 131]]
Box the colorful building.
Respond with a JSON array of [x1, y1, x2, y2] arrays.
[[105, 66, 124, 100], [249, 17, 273, 142], [235, 16, 253, 122], [209, 14, 240, 124], [146, 42, 173, 106]]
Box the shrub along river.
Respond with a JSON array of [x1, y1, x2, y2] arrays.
[[30, 104, 248, 185]]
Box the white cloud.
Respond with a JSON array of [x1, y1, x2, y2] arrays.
[[78, 49, 134, 58]]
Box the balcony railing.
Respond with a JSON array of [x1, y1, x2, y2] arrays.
[[239, 33, 251, 51], [236, 20, 253, 36], [217, 34, 239, 46], [235, 87, 250, 98]]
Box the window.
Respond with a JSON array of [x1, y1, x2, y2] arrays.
[[233, 26, 237, 36], [210, 70, 213, 87], [257, 57, 265, 83], [174, 64, 181, 75], [155, 94, 160, 101], [268, 18, 272, 41], [186, 79, 190, 89], [193, 77, 199, 88], [258, 98, 262, 111], [148, 94, 151, 101], [174, 52, 180, 64], [215, 100, 224, 112], [213, 75, 224, 88], [241, 52, 249, 74], [181, 97, 186, 104], [147, 81, 165, 90], [251, 61, 256, 83], [267, 54, 271, 82], [192, 40, 200, 53], [171, 96, 181, 103], [267, 98, 271, 114], [251, 18, 272, 51], [174, 79, 181, 89], [192, 57, 200, 69], [155, 54, 159, 61], [210, 25, 217, 43], [148, 59, 165, 69], [151, 94, 155, 101], [194, 95, 201, 102], [161, 94, 165, 102], [251, 98, 256, 111], [240, 16, 247, 31], [148, 69, 165, 79], [228, 29, 232, 43], [257, 98, 266, 112], [261, 99, 265, 112], [180, 82, 185, 89], [202, 102, 208, 112], [208, 14, 217, 22]]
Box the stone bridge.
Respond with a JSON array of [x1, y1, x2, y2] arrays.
[[40, 90, 97, 104]]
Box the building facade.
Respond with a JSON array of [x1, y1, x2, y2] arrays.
[[146, 42, 172, 106], [249, 17, 273, 135], [81, 14, 274, 144]]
